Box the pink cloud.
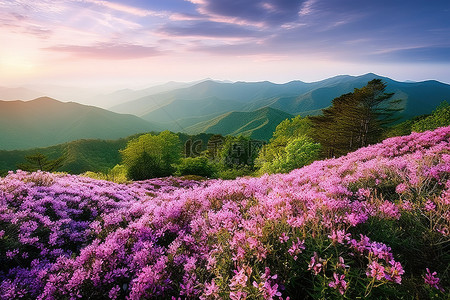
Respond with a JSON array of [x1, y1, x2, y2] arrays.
[[45, 42, 162, 60]]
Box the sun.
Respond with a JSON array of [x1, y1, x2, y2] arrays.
[[0, 54, 36, 77]]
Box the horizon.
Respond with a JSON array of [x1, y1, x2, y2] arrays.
[[1, 1, 449, 89], [2, 72, 449, 105]]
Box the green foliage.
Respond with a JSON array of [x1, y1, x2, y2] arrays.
[[271, 115, 313, 141], [215, 165, 255, 180], [82, 164, 129, 183], [175, 156, 216, 178], [120, 131, 182, 180], [311, 79, 401, 158], [17, 152, 65, 172], [256, 116, 320, 174], [257, 136, 320, 174], [411, 101, 450, 132], [218, 135, 259, 169]]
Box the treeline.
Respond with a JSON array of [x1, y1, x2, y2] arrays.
[[6, 79, 450, 181]]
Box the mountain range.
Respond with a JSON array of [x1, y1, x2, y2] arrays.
[[2, 73, 450, 151], [110, 73, 450, 131], [0, 97, 158, 150]]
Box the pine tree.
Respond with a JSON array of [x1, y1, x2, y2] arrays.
[[17, 153, 65, 172], [311, 79, 401, 157]]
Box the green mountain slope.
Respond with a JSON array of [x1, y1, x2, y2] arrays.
[[140, 97, 246, 130], [0, 138, 131, 175], [111, 74, 450, 124], [110, 80, 310, 116], [0, 97, 159, 150], [185, 107, 293, 141], [262, 74, 450, 118]]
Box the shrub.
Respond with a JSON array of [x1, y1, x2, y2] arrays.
[[175, 156, 216, 178]]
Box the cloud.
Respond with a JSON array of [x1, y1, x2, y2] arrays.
[[45, 42, 162, 59], [299, 0, 316, 16], [189, 41, 272, 56], [78, 0, 167, 18], [0, 11, 53, 39], [370, 46, 450, 63], [160, 21, 265, 38], [186, 0, 307, 27]]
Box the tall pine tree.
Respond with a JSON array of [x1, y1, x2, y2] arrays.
[[311, 79, 401, 158]]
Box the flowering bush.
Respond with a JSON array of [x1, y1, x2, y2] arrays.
[[1, 127, 450, 299]]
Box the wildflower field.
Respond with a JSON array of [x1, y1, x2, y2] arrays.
[[1, 127, 449, 299]]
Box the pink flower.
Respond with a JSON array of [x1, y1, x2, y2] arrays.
[[328, 229, 351, 244], [395, 183, 408, 194], [108, 285, 121, 300], [424, 268, 444, 292], [379, 202, 400, 219], [424, 200, 436, 211], [279, 232, 289, 243], [288, 238, 305, 261], [328, 273, 347, 295], [308, 252, 324, 275], [229, 267, 250, 290], [337, 257, 349, 269], [401, 200, 413, 211], [385, 260, 404, 284], [203, 280, 220, 298], [229, 291, 247, 300], [366, 260, 385, 280]]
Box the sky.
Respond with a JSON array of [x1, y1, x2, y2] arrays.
[[1, 0, 450, 89]]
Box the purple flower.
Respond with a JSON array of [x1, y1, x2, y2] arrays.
[[288, 238, 305, 261], [308, 252, 325, 275], [328, 273, 347, 295], [424, 268, 444, 292], [424, 200, 436, 212]]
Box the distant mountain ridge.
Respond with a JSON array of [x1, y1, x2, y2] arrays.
[[0, 86, 44, 100], [2, 73, 450, 151], [0, 97, 159, 150], [110, 73, 450, 131]]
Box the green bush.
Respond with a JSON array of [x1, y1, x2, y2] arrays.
[[257, 135, 320, 174], [120, 131, 182, 180], [81, 164, 128, 183], [175, 156, 216, 177]]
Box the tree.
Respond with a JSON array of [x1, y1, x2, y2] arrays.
[[257, 135, 320, 174], [127, 151, 162, 180], [120, 131, 182, 180], [175, 156, 216, 178], [218, 135, 259, 169], [311, 79, 401, 157], [17, 152, 65, 172], [256, 115, 313, 166]]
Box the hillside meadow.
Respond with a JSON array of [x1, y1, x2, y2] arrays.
[[0, 127, 449, 299]]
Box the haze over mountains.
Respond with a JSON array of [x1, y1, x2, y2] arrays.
[[1, 73, 450, 151], [0, 97, 158, 150], [110, 73, 450, 131]]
